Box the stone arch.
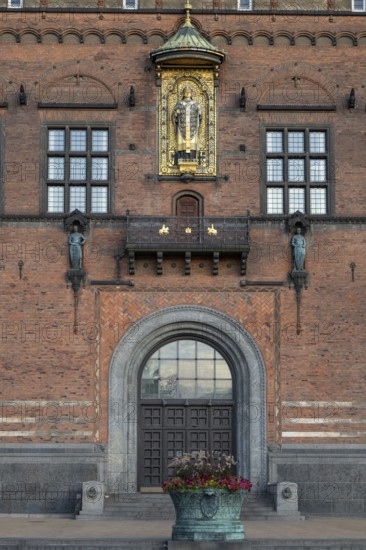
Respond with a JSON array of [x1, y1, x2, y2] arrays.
[[36, 61, 118, 104], [295, 33, 313, 46], [20, 30, 40, 44], [232, 33, 251, 46], [108, 306, 267, 493], [255, 62, 339, 106], [42, 32, 60, 45]]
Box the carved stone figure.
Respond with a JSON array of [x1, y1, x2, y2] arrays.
[[173, 86, 201, 161], [291, 227, 306, 271], [69, 224, 86, 270]]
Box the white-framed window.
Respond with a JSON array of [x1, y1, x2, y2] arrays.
[[238, 0, 252, 9], [353, 0, 365, 11], [263, 127, 332, 215], [8, 0, 23, 7], [46, 126, 111, 214], [124, 0, 137, 8]]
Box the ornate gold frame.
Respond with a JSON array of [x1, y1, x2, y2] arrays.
[[159, 68, 216, 177]]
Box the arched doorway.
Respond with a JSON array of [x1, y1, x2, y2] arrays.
[[108, 306, 267, 493], [139, 339, 234, 488]]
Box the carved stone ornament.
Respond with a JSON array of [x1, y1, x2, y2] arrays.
[[200, 491, 219, 518], [287, 210, 309, 233], [64, 209, 88, 233]]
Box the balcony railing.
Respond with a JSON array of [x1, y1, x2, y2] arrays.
[[125, 215, 250, 252]]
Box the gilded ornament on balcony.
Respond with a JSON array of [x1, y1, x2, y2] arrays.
[[207, 224, 217, 236], [159, 224, 170, 235]]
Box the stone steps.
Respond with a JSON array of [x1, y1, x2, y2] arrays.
[[0, 539, 364, 550], [0, 541, 167, 550], [100, 492, 282, 521]]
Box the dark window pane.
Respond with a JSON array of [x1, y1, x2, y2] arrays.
[[178, 380, 196, 398], [197, 360, 214, 379], [141, 379, 159, 398], [197, 380, 215, 399], [289, 188, 305, 213], [48, 158, 65, 180], [288, 132, 304, 153], [70, 130, 87, 152], [178, 360, 195, 379], [288, 159, 305, 182], [160, 360, 177, 379], [159, 342, 177, 359], [215, 380, 232, 399], [91, 187, 108, 213], [178, 340, 196, 359], [310, 188, 327, 214], [197, 342, 214, 359], [267, 159, 283, 182], [160, 377, 178, 398], [70, 158, 87, 180], [48, 130, 65, 151], [92, 130, 108, 152], [215, 361, 231, 379], [48, 187, 64, 212], [142, 359, 159, 380], [266, 131, 283, 153], [309, 132, 326, 153], [267, 188, 283, 214], [70, 186, 86, 212]]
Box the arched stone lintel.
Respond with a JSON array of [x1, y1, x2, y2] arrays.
[[108, 305, 267, 493]]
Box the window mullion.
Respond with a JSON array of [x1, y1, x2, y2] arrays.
[[64, 179, 70, 213], [283, 129, 288, 193], [87, 129, 91, 214], [305, 185, 310, 215], [281, 183, 286, 215], [283, 128, 288, 154]]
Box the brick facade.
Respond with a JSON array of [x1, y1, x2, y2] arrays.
[[0, 3, 366, 515]]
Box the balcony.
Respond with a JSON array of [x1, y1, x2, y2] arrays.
[[125, 215, 250, 276]]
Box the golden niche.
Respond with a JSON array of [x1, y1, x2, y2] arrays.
[[159, 69, 216, 177]]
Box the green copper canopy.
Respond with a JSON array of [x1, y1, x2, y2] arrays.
[[150, 2, 225, 65]]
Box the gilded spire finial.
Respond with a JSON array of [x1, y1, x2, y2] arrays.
[[184, 0, 193, 26]]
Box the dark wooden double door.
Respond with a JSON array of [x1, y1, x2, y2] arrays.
[[139, 402, 234, 488]]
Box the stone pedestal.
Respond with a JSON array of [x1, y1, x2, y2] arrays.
[[76, 481, 105, 520], [268, 481, 304, 518]]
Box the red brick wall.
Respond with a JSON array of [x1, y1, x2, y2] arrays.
[[0, 10, 366, 447]]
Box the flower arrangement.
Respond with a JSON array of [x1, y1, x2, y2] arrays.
[[162, 451, 252, 493]]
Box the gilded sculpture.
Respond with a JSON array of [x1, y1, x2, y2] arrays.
[[173, 85, 201, 162], [159, 71, 216, 177], [151, 0, 224, 178]]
